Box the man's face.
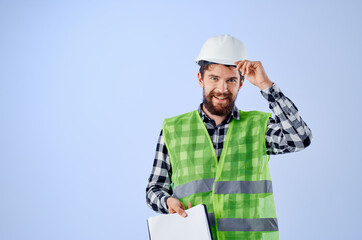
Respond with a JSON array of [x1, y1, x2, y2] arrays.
[[198, 64, 244, 116]]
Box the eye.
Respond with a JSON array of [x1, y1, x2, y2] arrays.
[[227, 78, 237, 83], [211, 77, 218, 81]]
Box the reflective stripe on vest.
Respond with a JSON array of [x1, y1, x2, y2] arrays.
[[173, 178, 215, 199], [174, 179, 273, 199], [218, 218, 278, 232], [214, 180, 273, 194]]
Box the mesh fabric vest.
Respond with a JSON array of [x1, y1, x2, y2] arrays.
[[163, 109, 278, 240]]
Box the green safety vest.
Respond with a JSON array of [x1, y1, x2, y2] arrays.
[[163, 109, 278, 240]]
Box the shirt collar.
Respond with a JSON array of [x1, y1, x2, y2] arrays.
[[198, 103, 240, 124]]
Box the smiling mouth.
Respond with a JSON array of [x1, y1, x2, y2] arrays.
[[214, 96, 228, 100], [215, 96, 226, 99]]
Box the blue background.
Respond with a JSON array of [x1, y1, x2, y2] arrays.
[[1, 0, 361, 239]]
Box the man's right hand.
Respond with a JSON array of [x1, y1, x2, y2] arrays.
[[166, 197, 192, 218]]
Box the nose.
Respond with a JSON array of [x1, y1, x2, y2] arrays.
[[216, 80, 228, 93]]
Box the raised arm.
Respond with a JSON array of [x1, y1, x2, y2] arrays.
[[262, 84, 312, 155]]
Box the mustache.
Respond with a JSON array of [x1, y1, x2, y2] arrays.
[[211, 91, 232, 98]]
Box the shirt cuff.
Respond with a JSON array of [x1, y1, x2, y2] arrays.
[[260, 83, 284, 102], [161, 195, 170, 212]]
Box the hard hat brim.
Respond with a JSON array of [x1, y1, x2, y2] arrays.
[[195, 58, 245, 67]]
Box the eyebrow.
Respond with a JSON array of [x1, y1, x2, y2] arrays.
[[207, 74, 219, 78], [207, 74, 238, 81]]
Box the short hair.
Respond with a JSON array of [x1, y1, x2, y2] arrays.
[[198, 61, 244, 83]]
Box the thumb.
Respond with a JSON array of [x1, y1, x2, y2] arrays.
[[176, 204, 187, 218]]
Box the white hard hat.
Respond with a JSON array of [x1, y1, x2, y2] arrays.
[[195, 34, 248, 66]]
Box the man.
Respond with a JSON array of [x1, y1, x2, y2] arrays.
[[146, 34, 312, 240]]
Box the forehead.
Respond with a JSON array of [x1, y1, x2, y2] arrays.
[[205, 64, 239, 78]]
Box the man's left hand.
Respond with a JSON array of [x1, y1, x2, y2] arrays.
[[235, 60, 273, 91]]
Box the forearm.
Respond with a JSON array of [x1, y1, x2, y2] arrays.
[[146, 131, 173, 213], [262, 83, 312, 155]]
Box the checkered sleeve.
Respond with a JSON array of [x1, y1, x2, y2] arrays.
[[261, 83, 312, 155], [146, 130, 173, 214]]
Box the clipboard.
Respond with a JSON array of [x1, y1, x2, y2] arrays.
[[147, 204, 213, 240]]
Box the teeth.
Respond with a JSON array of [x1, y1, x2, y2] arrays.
[[215, 96, 226, 100]]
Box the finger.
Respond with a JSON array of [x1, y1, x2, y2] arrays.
[[245, 61, 251, 75], [176, 206, 187, 218], [234, 60, 245, 68], [188, 202, 192, 209], [236, 61, 245, 72], [172, 201, 187, 217], [235, 61, 242, 71], [241, 60, 248, 75]]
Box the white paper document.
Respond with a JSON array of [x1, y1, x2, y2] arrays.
[[147, 204, 213, 240]]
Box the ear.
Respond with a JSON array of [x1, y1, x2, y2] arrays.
[[238, 77, 245, 91], [198, 72, 204, 88]]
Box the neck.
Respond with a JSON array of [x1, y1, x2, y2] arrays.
[[202, 105, 228, 126]]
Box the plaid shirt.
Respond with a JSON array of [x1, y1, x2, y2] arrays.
[[146, 83, 312, 213]]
